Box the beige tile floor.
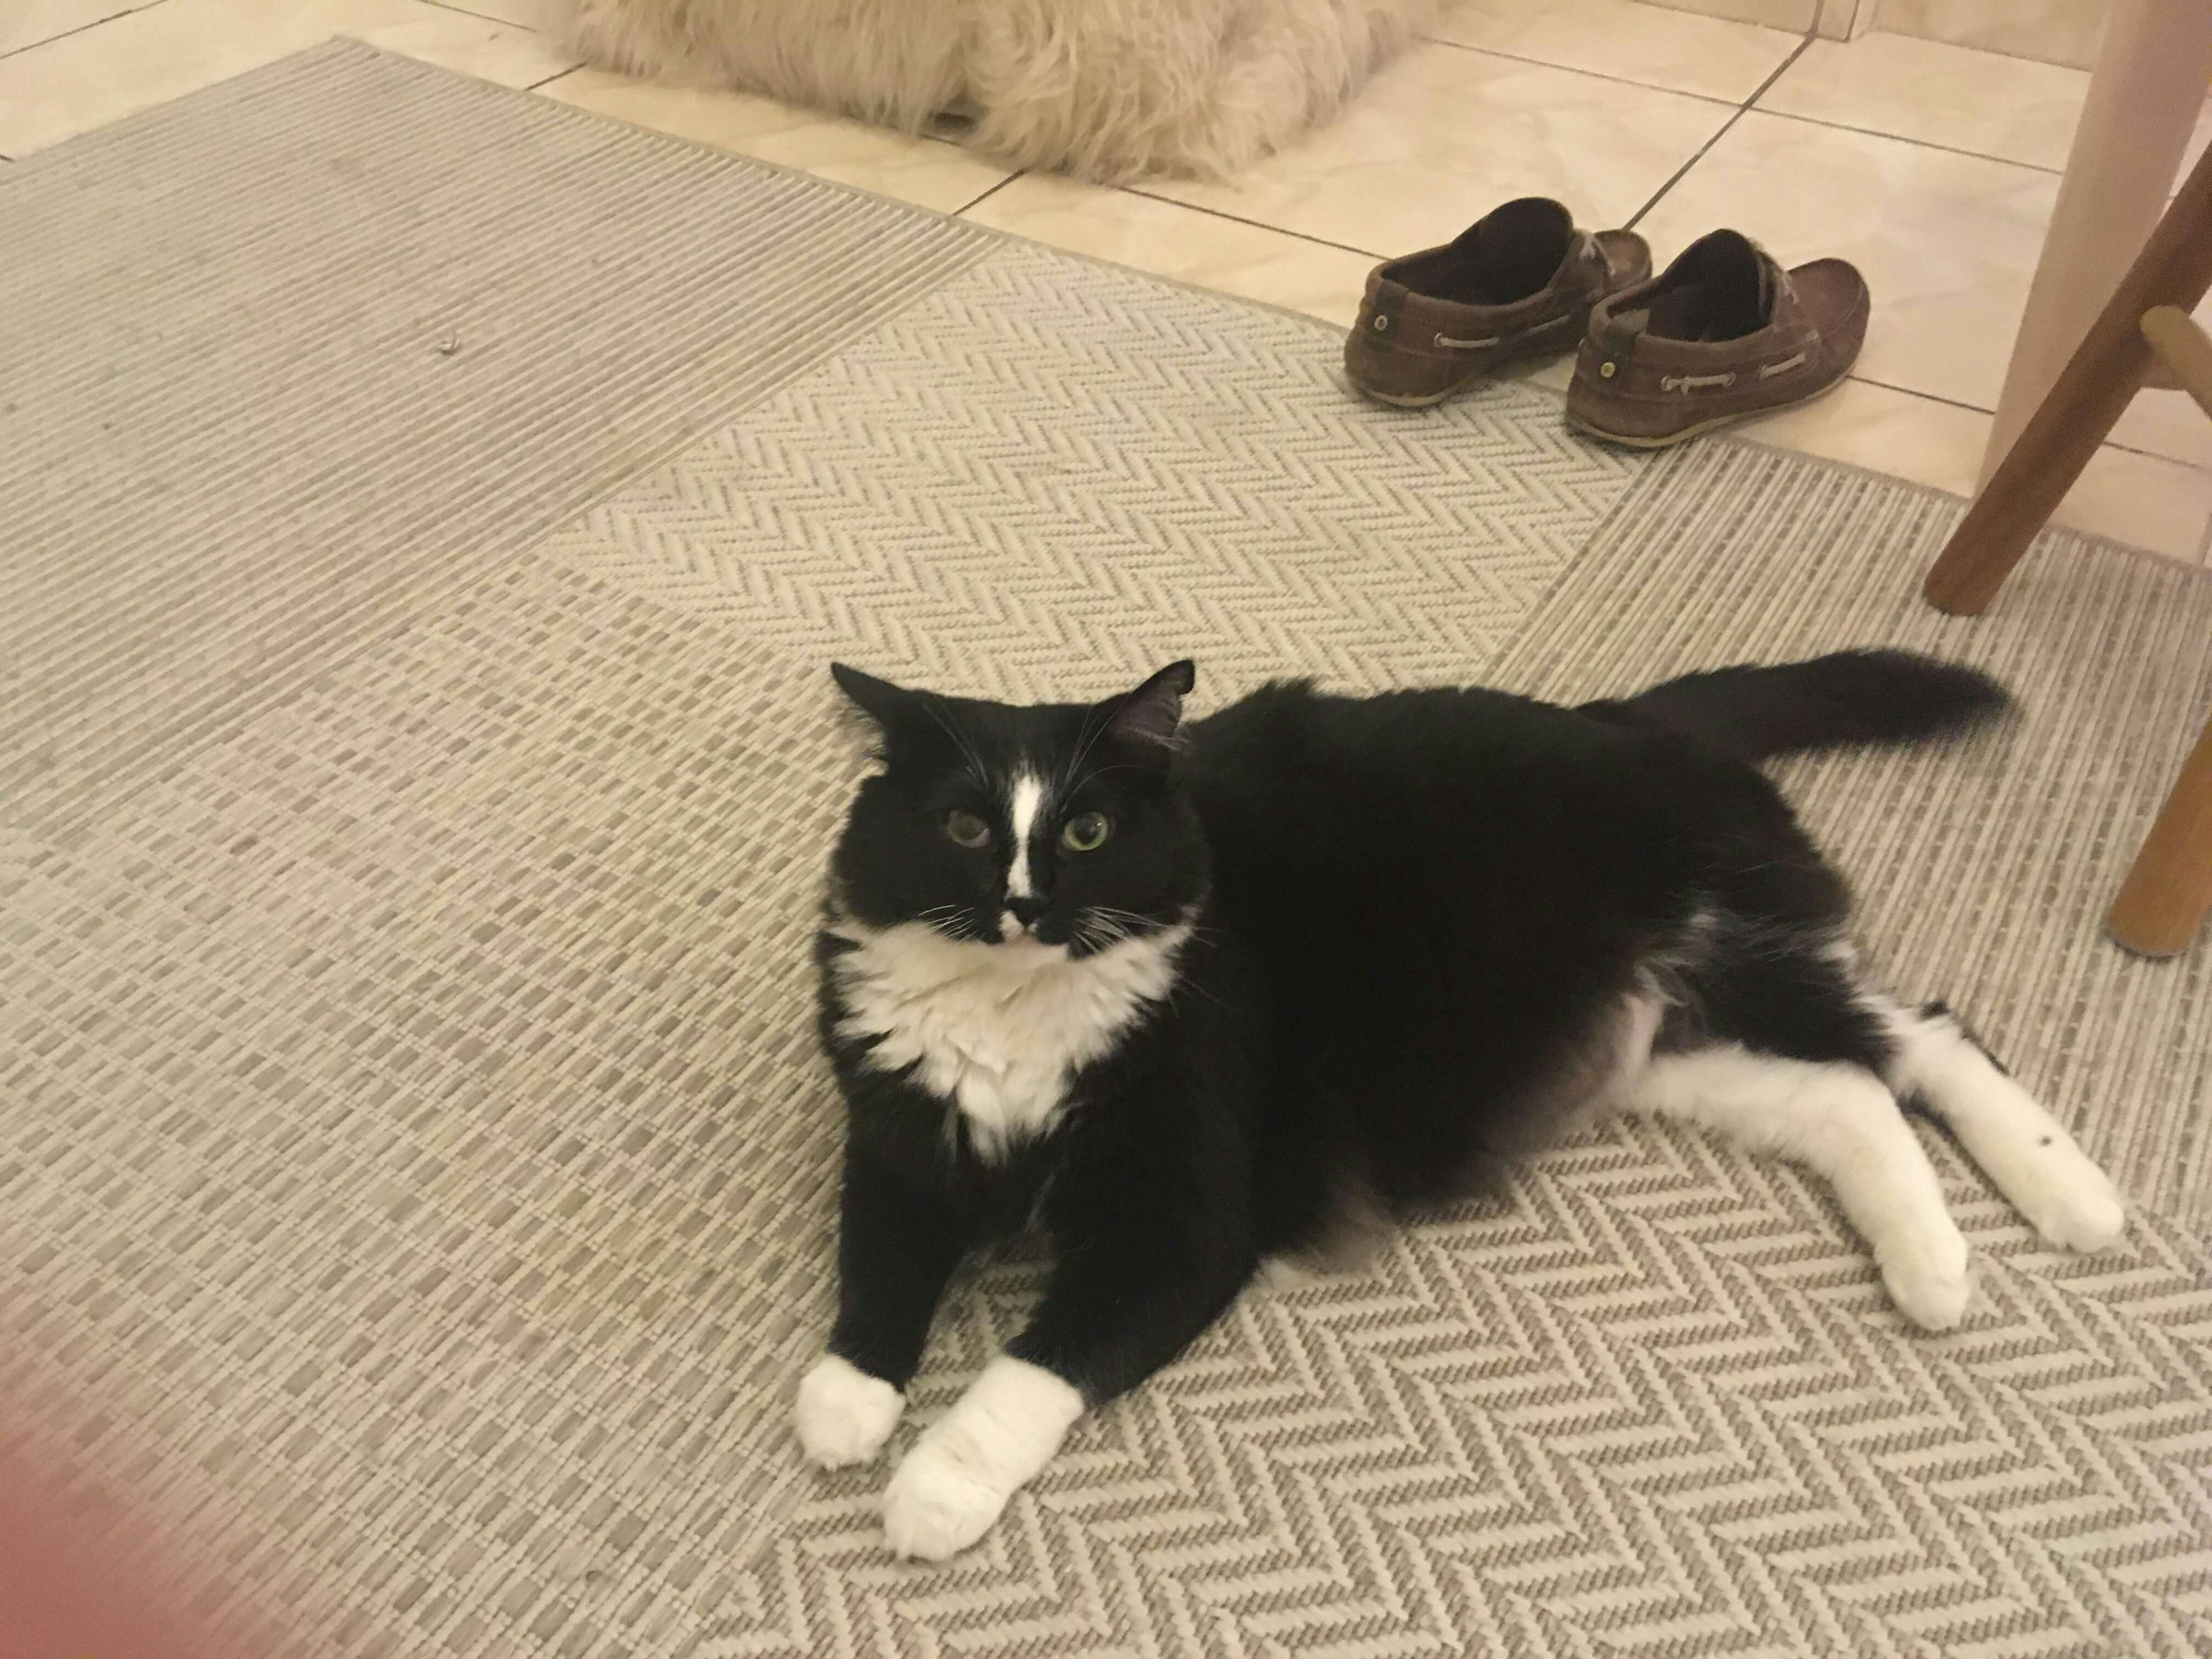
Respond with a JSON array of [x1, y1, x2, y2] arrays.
[[5, 0, 2211, 563]]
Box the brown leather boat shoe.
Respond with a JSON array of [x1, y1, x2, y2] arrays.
[[1565, 229, 1868, 448], [1345, 198, 1651, 408]]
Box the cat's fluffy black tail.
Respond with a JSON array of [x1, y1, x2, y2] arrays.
[[1583, 649, 2012, 764]]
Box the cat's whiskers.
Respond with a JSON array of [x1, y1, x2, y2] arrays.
[[1072, 914, 1127, 955], [1056, 703, 1117, 802], [914, 903, 982, 942], [922, 700, 995, 793], [1063, 762, 1151, 792], [1087, 904, 1222, 948]]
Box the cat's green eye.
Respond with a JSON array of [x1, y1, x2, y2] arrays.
[[944, 809, 992, 849], [1060, 812, 1112, 853]]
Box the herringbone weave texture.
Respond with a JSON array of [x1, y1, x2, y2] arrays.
[[0, 40, 991, 841], [2, 46, 2208, 1659]]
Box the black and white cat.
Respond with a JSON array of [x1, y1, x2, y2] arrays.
[[795, 652, 2125, 1560]]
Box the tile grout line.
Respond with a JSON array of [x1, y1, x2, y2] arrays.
[[1386, 32, 2088, 182], [1119, 188, 1385, 259], [1414, 33, 1743, 109], [1623, 33, 1815, 233], [1849, 372, 2212, 475], [396, 0, 590, 90], [1846, 373, 2011, 417], [0, 0, 167, 63], [954, 169, 1025, 216], [1750, 105, 2069, 176], [419, 0, 539, 25]]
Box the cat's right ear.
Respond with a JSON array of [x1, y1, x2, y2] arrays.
[[830, 663, 918, 730], [1105, 660, 1196, 752]]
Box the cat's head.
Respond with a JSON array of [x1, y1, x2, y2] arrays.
[[825, 661, 1210, 957]]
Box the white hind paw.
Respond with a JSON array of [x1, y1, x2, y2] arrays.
[[1880, 1226, 1974, 1331], [1883, 1008, 2127, 1256], [2014, 1154, 2126, 1252]]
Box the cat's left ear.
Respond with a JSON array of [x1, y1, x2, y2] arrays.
[[1104, 660, 1196, 753], [830, 662, 919, 730]]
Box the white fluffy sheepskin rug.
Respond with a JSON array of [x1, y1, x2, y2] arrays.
[[556, 0, 1436, 183]]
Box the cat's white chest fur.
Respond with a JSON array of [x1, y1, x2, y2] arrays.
[[829, 918, 1191, 1157]]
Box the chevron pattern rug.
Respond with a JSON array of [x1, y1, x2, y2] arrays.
[[2, 41, 2209, 1659]]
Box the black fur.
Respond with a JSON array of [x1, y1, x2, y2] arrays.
[[815, 652, 2008, 1406], [1579, 647, 2011, 764]]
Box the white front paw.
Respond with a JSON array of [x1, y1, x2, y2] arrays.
[[1880, 1224, 1974, 1332], [882, 1436, 1012, 1561], [1256, 1254, 1327, 1295], [794, 1355, 904, 1469], [876, 1356, 1084, 1559]]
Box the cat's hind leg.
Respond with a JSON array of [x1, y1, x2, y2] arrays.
[[1622, 1043, 1974, 1330], [1872, 998, 2124, 1252]]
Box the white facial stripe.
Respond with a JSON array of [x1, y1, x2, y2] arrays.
[[1006, 774, 1046, 899]]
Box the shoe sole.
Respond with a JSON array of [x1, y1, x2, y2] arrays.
[[1350, 315, 1627, 411], [1351, 339, 1583, 411], [1565, 367, 1851, 449], [1355, 382, 1465, 410]]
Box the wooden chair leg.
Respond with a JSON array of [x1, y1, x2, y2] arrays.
[[2108, 716, 2212, 957], [1971, 0, 2212, 486], [1922, 84, 2212, 616], [2141, 306, 2212, 421]]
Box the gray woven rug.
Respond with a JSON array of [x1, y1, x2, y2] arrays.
[[2, 42, 2208, 1659]]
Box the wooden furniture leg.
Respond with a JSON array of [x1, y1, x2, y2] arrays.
[[1975, 0, 2212, 491], [2141, 306, 2212, 421], [1922, 135, 2212, 615], [2108, 717, 2212, 957]]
